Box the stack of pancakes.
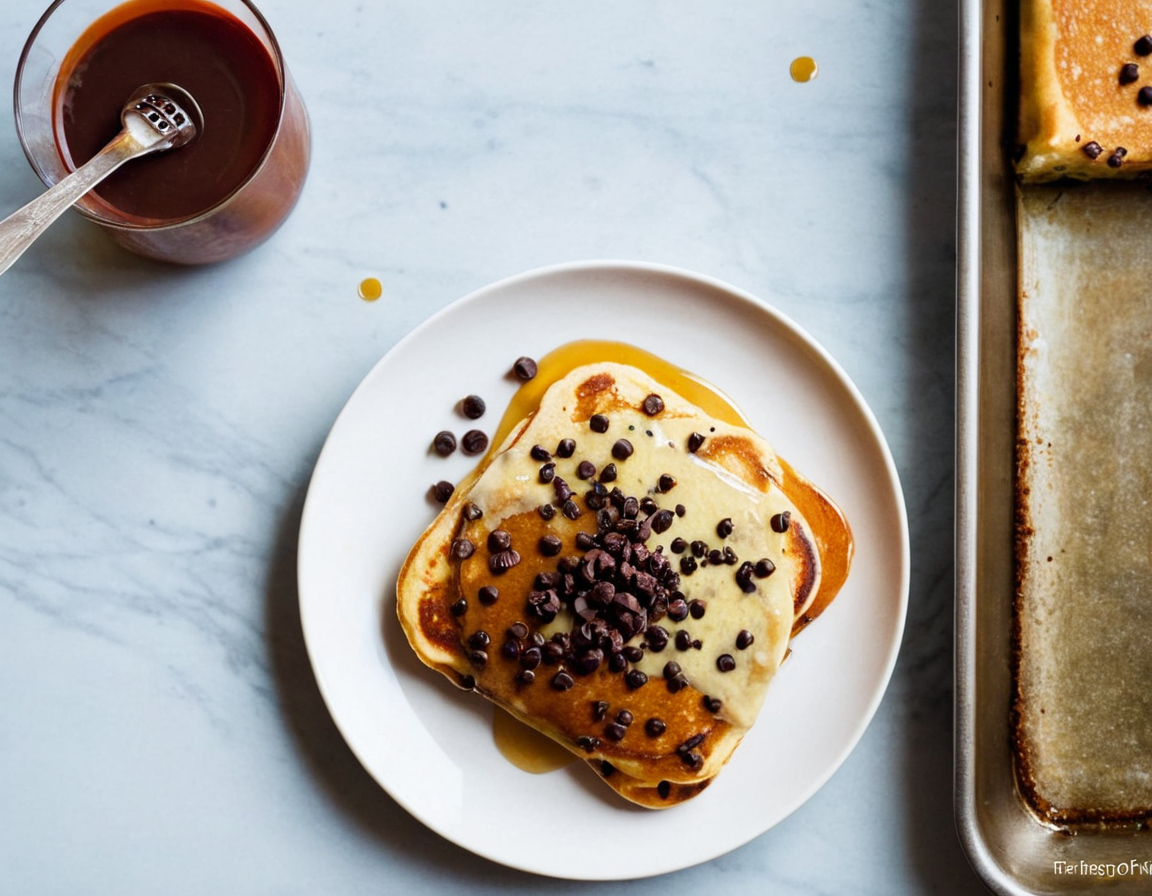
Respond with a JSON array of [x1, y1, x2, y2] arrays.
[[397, 362, 842, 807]]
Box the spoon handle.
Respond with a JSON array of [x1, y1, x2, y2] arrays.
[[0, 130, 148, 278]]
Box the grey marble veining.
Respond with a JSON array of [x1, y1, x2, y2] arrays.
[[0, 0, 974, 892]]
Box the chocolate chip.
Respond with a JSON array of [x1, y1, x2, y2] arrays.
[[562, 499, 582, 520], [553, 478, 573, 502], [590, 414, 610, 433], [461, 430, 488, 454], [511, 356, 538, 380], [538, 503, 555, 520], [642, 394, 665, 416], [1082, 141, 1104, 160], [663, 661, 682, 679], [574, 648, 604, 675], [1140, 86, 1152, 107], [432, 431, 456, 456], [530, 444, 552, 462], [703, 695, 722, 713], [645, 625, 669, 652], [539, 463, 556, 484], [716, 654, 736, 672], [689, 599, 706, 619], [623, 645, 644, 663], [539, 534, 563, 556], [716, 518, 734, 539], [657, 780, 671, 799], [577, 460, 597, 480], [458, 674, 475, 690], [576, 735, 599, 752], [735, 561, 757, 593], [599, 463, 618, 483], [667, 672, 690, 693], [675, 630, 692, 650], [625, 669, 649, 689], [723, 547, 738, 565], [556, 438, 576, 458], [1121, 63, 1141, 85], [707, 549, 722, 565], [552, 671, 575, 691], [678, 733, 705, 754], [451, 538, 474, 559], [501, 640, 520, 660], [679, 556, 697, 575], [611, 439, 634, 460], [770, 511, 791, 533], [450, 598, 468, 617], [1108, 147, 1128, 168], [657, 474, 677, 493], [461, 395, 486, 419], [601, 761, 615, 777], [755, 558, 775, 578], [692, 639, 702, 650], [736, 630, 755, 650], [479, 585, 499, 605], [432, 480, 455, 503], [681, 751, 703, 770], [468, 630, 490, 650], [575, 532, 596, 550], [507, 622, 528, 640], [646, 718, 666, 737], [651, 509, 675, 534], [667, 599, 689, 623], [488, 549, 521, 574], [593, 700, 610, 721], [463, 501, 483, 521], [688, 432, 705, 453], [668, 538, 686, 555], [520, 647, 542, 669], [608, 652, 628, 672], [616, 709, 633, 726], [605, 722, 627, 741], [1136, 35, 1152, 56], [690, 540, 707, 558], [515, 669, 536, 686], [468, 649, 489, 669], [530, 632, 546, 648], [488, 530, 512, 551], [675, 503, 686, 517], [639, 496, 658, 514]]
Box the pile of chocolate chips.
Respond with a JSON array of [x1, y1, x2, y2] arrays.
[[523, 477, 686, 684]]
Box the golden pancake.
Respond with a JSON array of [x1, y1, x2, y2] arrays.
[[397, 355, 850, 807], [1019, 0, 1152, 179]]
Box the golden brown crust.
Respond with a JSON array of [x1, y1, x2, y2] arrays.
[[1019, 0, 1152, 180], [397, 363, 835, 807]]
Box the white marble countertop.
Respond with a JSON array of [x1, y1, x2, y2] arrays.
[[0, 0, 979, 892]]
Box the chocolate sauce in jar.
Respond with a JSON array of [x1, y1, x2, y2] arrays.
[[56, 0, 282, 222]]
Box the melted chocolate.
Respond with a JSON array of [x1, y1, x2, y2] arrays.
[[57, 0, 281, 221]]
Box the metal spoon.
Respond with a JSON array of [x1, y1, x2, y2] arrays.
[[0, 83, 200, 277]]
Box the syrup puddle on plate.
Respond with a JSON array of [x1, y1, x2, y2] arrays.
[[493, 707, 575, 773]]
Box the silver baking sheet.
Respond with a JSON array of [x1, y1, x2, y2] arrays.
[[957, 0, 1152, 892]]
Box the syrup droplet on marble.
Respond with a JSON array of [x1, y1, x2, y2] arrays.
[[358, 277, 383, 301], [790, 56, 819, 83]]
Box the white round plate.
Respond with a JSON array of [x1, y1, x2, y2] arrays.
[[297, 261, 908, 880]]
